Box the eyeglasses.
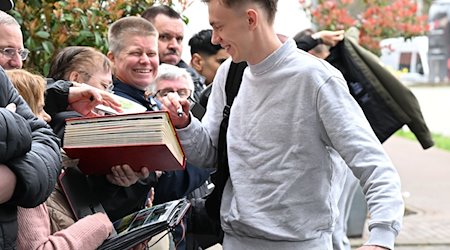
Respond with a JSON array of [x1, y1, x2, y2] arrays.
[[79, 71, 114, 93], [0, 47, 30, 61], [154, 88, 192, 99]]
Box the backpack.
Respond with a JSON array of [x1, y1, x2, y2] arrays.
[[203, 61, 248, 224]]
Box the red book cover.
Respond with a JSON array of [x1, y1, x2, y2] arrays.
[[63, 111, 186, 175]]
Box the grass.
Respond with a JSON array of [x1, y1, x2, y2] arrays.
[[394, 130, 450, 151]]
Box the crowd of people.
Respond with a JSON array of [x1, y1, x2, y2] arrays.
[[0, 0, 415, 249]]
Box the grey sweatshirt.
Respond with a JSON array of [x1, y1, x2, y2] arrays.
[[178, 39, 403, 249]]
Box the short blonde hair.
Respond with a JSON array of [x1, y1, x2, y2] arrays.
[[6, 69, 46, 116], [108, 16, 158, 56]]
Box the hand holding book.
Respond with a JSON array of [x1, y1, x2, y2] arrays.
[[106, 164, 150, 187]]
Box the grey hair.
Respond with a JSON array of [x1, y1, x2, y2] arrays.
[[0, 10, 20, 27], [150, 63, 194, 95]]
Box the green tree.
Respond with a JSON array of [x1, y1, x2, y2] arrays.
[[8, 0, 179, 75]]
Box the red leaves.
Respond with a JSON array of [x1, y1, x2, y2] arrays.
[[311, 0, 428, 55]]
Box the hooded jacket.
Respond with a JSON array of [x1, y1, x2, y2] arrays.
[[0, 67, 61, 250]]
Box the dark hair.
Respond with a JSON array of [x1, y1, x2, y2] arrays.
[[188, 29, 223, 56], [48, 46, 111, 81], [201, 0, 278, 23], [293, 28, 314, 44], [141, 5, 182, 23]]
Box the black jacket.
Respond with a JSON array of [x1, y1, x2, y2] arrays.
[[0, 68, 61, 250], [326, 32, 434, 149], [45, 79, 81, 146]]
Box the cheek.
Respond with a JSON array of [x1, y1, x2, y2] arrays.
[[158, 41, 167, 50]]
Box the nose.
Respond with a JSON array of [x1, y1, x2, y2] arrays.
[[167, 37, 181, 49], [211, 31, 220, 45], [139, 53, 151, 64], [9, 53, 23, 69]]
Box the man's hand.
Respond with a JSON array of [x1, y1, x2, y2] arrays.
[[160, 92, 191, 129], [5, 103, 16, 113], [106, 164, 150, 187], [314, 30, 345, 47], [68, 84, 122, 116]]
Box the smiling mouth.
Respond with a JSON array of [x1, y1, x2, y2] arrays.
[[134, 69, 152, 74]]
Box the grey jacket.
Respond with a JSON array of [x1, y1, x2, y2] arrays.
[[0, 67, 61, 250]]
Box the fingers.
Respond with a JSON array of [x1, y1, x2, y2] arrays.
[[139, 167, 150, 179], [5, 103, 16, 113], [99, 91, 122, 113], [160, 92, 191, 128], [107, 164, 139, 187]]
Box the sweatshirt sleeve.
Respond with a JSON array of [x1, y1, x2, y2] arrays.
[[17, 205, 112, 250], [316, 75, 404, 249]]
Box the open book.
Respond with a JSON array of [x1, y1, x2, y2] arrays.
[[94, 94, 147, 115], [58, 167, 191, 250], [63, 111, 186, 175], [98, 198, 190, 250]]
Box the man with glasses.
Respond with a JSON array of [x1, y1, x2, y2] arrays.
[[0, 8, 29, 69], [150, 63, 194, 103], [0, 3, 60, 250]]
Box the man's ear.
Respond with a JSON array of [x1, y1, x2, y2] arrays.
[[107, 51, 115, 63], [68, 71, 81, 82], [190, 53, 204, 73], [247, 8, 258, 31]]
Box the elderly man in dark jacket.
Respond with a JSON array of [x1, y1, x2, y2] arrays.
[[0, 66, 61, 249]]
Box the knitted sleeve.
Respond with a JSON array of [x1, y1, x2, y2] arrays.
[[17, 205, 113, 250]]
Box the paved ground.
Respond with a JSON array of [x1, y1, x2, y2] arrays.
[[350, 136, 450, 249]]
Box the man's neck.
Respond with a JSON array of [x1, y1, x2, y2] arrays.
[[247, 31, 283, 65]]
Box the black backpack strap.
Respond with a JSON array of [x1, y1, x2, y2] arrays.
[[205, 61, 247, 222]]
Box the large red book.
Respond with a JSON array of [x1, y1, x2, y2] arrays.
[[63, 111, 186, 175]]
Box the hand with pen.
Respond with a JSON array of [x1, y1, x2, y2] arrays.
[[160, 92, 191, 129]]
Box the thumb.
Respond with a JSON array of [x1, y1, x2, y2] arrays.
[[5, 103, 16, 113]]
